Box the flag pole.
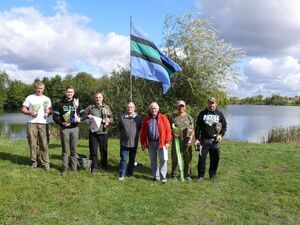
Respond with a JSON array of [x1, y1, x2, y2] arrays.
[[130, 16, 133, 102]]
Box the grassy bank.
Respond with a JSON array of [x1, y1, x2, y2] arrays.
[[0, 139, 299, 225]]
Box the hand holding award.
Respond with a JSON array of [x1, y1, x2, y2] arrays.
[[215, 122, 222, 142], [72, 98, 80, 124], [43, 101, 48, 118]]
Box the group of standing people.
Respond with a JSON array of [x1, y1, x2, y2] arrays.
[[21, 81, 227, 183]]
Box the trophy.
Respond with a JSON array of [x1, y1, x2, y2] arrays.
[[71, 98, 79, 124], [102, 108, 110, 128], [33, 104, 41, 116], [215, 122, 222, 138], [43, 101, 48, 118]]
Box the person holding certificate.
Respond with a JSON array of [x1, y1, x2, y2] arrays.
[[85, 92, 113, 175], [140, 102, 172, 184], [53, 85, 87, 176]]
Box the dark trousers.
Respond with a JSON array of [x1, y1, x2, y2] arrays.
[[119, 145, 137, 177], [197, 139, 220, 178], [89, 132, 108, 169]]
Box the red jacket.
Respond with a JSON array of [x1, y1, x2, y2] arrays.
[[140, 113, 172, 149]]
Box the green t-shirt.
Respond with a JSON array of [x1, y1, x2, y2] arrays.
[[171, 114, 194, 142]]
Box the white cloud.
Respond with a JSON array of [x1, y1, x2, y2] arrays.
[[230, 57, 300, 97], [0, 2, 129, 82], [196, 0, 300, 97], [196, 0, 300, 57]]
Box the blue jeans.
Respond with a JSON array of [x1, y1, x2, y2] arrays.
[[119, 145, 137, 177]]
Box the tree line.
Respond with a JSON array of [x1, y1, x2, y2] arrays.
[[229, 95, 300, 106]]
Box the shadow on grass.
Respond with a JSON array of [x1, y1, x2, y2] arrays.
[[48, 143, 88, 149], [0, 150, 61, 171], [0, 151, 31, 166], [48, 143, 61, 149], [104, 158, 152, 180], [0, 149, 155, 180]]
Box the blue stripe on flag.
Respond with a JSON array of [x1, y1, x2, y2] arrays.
[[131, 56, 171, 94]]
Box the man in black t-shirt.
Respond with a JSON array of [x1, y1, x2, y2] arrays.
[[195, 97, 227, 182]]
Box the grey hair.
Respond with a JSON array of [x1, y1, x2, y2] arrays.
[[127, 101, 135, 108], [149, 102, 159, 110], [34, 81, 44, 88]]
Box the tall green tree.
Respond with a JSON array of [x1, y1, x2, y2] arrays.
[[163, 14, 244, 109], [0, 71, 10, 111], [42, 75, 65, 104], [4, 80, 31, 112], [73, 72, 98, 108]]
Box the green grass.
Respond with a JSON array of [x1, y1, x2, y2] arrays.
[[0, 139, 299, 225]]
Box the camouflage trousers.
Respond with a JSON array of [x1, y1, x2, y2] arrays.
[[27, 123, 50, 166]]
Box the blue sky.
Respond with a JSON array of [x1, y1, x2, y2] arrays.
[[0, 0, 196, 43], [0, 0, 300, 98]]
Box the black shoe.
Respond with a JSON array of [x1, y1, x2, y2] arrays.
[[172, 176, 178, 182], [61, 169, 67, 176], [91, 168, 97, 175], [210, 175, 216, 181], [185, 176, 192, 181]]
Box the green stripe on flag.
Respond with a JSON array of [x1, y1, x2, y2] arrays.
[[131, 40, 161, 62]]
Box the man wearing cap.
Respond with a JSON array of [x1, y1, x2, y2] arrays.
[[170, 100, 194, 181], [195, 97, 227, 182]]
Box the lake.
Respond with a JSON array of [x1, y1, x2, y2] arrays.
[[1, 105, 300, 142], [224, 105, 300, 142]]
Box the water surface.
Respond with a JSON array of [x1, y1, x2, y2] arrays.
[[1, 105, 300, 142]]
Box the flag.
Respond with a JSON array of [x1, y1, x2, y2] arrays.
[[130, 21, 182, 94]]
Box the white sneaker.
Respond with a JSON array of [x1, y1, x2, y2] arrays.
[[119, 176, 125, 181], [161, 179, 167, 184]]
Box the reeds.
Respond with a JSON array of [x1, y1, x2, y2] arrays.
[[265, 125, 300, 143], [0, 131, 8, 139]]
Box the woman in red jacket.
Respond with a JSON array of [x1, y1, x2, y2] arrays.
[[140, 102, 172, 183]]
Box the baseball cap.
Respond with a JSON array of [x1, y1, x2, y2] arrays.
[[177, 100, 186, 106]]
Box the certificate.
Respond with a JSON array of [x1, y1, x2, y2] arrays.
[[163, 145, 168, 161], [89, 116, 102, 133]]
